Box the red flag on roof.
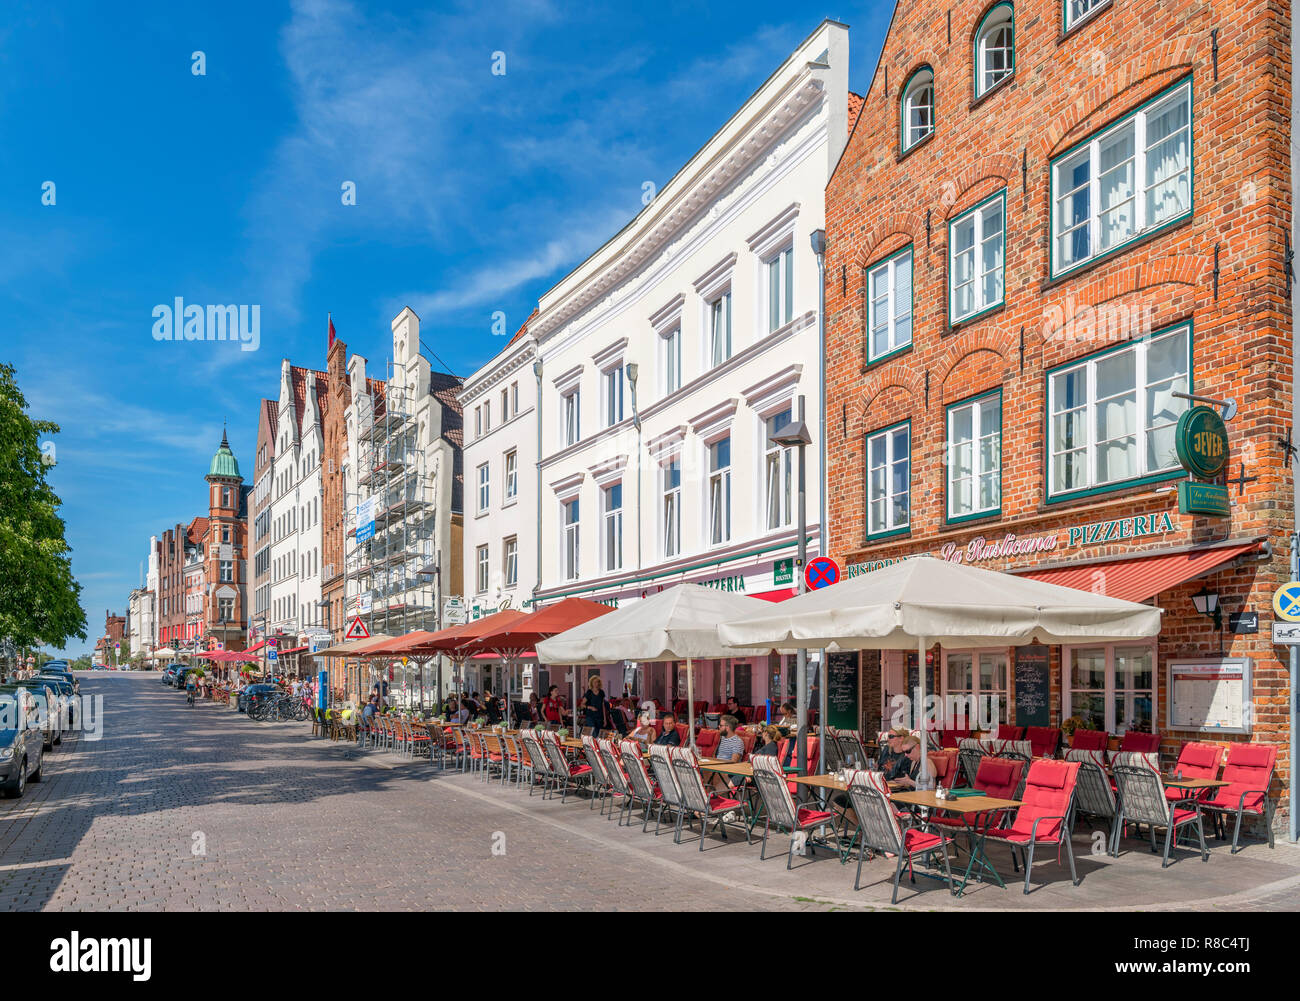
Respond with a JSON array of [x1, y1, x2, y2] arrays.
[[328, 314, 336, 348]]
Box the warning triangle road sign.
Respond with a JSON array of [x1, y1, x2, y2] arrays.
[[344, 616, 371, 641]]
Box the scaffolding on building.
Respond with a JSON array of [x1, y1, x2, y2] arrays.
[[342, 367, 440, 700]]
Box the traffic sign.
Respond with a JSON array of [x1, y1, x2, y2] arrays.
[[344, 616, 371, 640], [1273, 582, 1300, 622], [1272, 621, 1300, 645], [805, 556, 841, 590], [267, 648, 278, 662]]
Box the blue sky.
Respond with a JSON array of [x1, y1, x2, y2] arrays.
[[1, 0, 891, 658]]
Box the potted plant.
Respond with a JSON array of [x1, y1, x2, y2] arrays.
[[556, 727, 569, 739], [1061, 716, 1084, 737]]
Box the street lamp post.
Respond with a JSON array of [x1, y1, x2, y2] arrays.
[[769, 395, 813, 775]]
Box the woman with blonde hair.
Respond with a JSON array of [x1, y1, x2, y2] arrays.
[[579, 674, 611, 734]]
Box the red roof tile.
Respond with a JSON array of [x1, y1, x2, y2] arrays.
[[847, 91, 864, 135]]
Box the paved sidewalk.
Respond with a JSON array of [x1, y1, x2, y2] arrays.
[[2, 673, 1294, 911]]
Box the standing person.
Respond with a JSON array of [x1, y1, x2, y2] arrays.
[[541, 686, 563, 726], [579, 675, 610, 735], [527, 692, 542, 723], [483, 689, 502, 725]]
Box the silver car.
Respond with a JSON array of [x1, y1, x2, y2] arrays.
[[0, 690, 45, 798]]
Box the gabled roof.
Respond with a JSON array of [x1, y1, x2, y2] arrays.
[[186, 517, 209, 546], [507, 307, 538, 347], [847, 90, 864, 133], [262, 399, 279, 445], [288, 365, 330, 438]]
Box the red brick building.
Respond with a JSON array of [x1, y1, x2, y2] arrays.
[[157, 517, 207, 649], [824, 0, 1292, 825], [93, 610, 126, 663]]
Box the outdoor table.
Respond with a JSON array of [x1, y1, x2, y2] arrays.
[[891, 790, 1022, 897], [1164, 777, 1228, 799]]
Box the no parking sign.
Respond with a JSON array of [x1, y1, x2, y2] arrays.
[[804, 556, 841, 590]]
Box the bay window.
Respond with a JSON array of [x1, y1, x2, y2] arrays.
[[1047, 322, 1189, 499], [866, 421, 910, 538], [1052, 79, 1191, 277]]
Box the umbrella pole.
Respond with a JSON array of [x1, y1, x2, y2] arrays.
[[918, 635, 929, 786], [571, 667, 578, 733], [687, 657, 695, 750]]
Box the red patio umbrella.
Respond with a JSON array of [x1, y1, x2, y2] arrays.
[[455, 598, 614, 729]]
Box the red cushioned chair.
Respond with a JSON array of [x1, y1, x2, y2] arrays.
[[751, 755, 840, 869], [669, 746, 751, 851], [695, 727, 720, 759], [739, 729, 757, 758], [538, 730, 594, 804], [930, 757, 1022, 831], [1119, 730, 1161, 754], [1202, 744, 1277, 852], [708, 703, 727, 714], [1112, 763, 1208, 866], [775, 736, 820, 793], [672, 700, 688, 718], [1071, 729, 1109, 751], [1026, 726, 1061, 759], [1166, 742, 1223, 802], [984, 759, 1081, 894], [996, 725, 1026, 741], [619, 739, 663, 832], [930, 748, 961, 791]]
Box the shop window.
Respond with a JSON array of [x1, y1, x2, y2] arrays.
[[1064, 643, 1155, 734]]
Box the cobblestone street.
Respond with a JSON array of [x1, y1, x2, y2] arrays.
[[2, 673, 1297, 912]]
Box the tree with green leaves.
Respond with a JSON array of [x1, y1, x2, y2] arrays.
[[0, 363, 86, 658]]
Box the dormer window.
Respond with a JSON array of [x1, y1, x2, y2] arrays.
[[974, 4, 1014, 98], [901, 67, 934, 153]]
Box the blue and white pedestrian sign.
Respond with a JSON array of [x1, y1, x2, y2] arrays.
[[1273, 582, 1300, 622], [805, 556, 841, 590]]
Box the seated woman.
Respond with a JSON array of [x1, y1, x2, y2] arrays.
[[751, 725, 782, 757], [775, 702, 798, 735], [889, 736, 935, 789], [628, 715, 656, 743]]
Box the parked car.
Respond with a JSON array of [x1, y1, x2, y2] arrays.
[[162, 664, 187, 687], [91, 664, 109, 671], [238, 684, 280, 713], [33, 676, 76, 727], [0, 684, 62, 749], [0, 690, 44, 798]]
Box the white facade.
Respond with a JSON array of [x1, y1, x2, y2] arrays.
[[459, 327, 539, 619], [343, 308, 462, 646], [268, 360, 326, 640], [529, 21, 849, 707]]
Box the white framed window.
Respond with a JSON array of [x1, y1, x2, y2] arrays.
[[483, 400, 491, 432], [766, 245, 794, 332], [476, 545, 489, 593], [503, 537, 518, 587], [708, 293, 732, 368], [500, 387, 510, 422], [866, 247, 913, 362], [220, 560, 233, 583], [764, 408, 795, 530], [943, 649, 1010, 725], [603, 365, 625, 427], [1052, 80, 1191, 278], [562, 498, 580, 581], [974, 3, 1014, 98], [510, 381, 519, 415], [474, 406, 482, 438], [1065, 0, 1109, 32], [901, 67, 934, 152], [476, 462, 490, 513], [504, 450, 518, 501], [563, 390, 581, 447], [662, 327, 682, 395], [949, 192, 1005, 324], [947, 392, 1002, 521], [1047, 323, 1190, 498], [1064, 643, 1156, 734], [661, 457, 681, 559], [707, 437, 732, 547], [866, 421, 910, 538], [602, 483, 623, 573]]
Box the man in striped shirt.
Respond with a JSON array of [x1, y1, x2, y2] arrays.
[[709, 715, 746, 794]]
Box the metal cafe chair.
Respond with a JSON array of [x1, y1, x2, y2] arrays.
[[845, 770, 954, 903], [751, 754, 838, 869], [669, 746, 750, 852], [619, 740, 662, 832], [1112, 764, 1209, 867], [647, 744, 688, 842], [595, 738, 632, 823]]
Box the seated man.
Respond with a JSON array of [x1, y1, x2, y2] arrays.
[[709, 715, 746, 794], [653, 713, 681, 746], [725, 697, 748, 725]]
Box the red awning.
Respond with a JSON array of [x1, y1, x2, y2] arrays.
[[455, 598, 613, 656], [752, 588, 796, 602], [1017, 540, 1262, 602], [244, 640, 267, 654], [279, 645, 308, 655]]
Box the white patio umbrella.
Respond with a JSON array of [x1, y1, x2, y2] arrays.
[[536, 584, 775, 744], [717, 556, 1163, 779]]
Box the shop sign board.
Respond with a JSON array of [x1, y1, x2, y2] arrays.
[[1167, 658, 1251, 734], [1175, 406, 1230, 479], [1178, 480, 1230, 518], [773, 558, 794, 587]]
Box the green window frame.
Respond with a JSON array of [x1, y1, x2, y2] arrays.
[[946, 389, 1002, 523], [948, 190, 1006, 325], [900, 66, 935, 154], [974, 3, 1015, 99], [1063, 0, 1110, 33], [865, 244, 914, 363], [1050, 77, 1193, 279], [865, 420, 911, 540], [1045, 320, 1192, 503]]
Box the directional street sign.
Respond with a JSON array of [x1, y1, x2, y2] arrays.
[[1272, 582, 1300, 622], [805, 556, 841, 590], [344, 616, 371, 641]]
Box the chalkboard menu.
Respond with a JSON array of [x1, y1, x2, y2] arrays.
[[1013, 645, 1051, 727], [826, 652, 859, 730]]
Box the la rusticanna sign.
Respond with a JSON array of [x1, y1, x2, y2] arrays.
[[846, 512, 1178, 577]]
